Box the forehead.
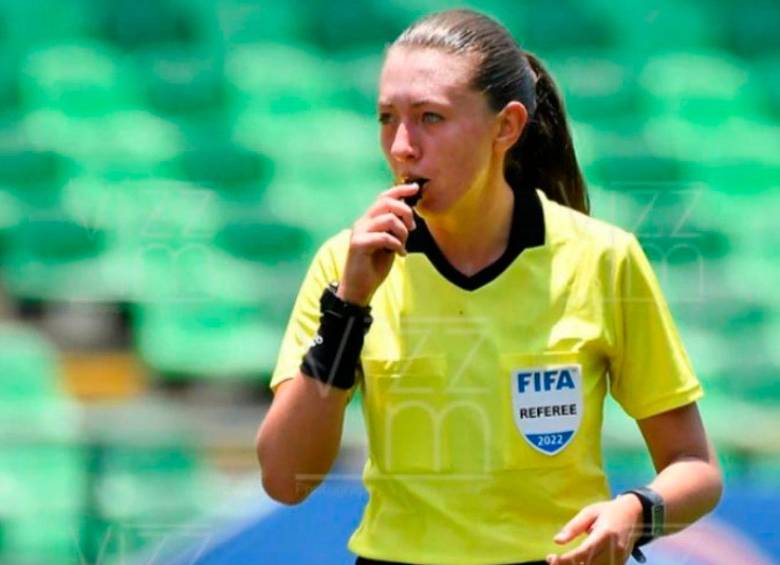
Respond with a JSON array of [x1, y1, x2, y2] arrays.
[[378, 46, 479, 105]]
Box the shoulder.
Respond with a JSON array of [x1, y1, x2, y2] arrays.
[[307, 228, 352, 278], [539, 189, 635, 259], [318, 228, 352, 257]]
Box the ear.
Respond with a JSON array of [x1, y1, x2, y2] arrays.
[[493, 101, 528, 153]]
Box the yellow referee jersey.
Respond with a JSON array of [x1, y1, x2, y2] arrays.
[[270, 188, 703, 564]]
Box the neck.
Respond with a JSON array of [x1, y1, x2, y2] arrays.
[[424, 174, 515, 277]]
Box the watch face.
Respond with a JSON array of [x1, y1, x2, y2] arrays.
[[651, 503, 665, 537], [626, 487, 665, 542]]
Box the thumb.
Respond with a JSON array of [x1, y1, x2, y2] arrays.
[[554, 505, 599, 544]]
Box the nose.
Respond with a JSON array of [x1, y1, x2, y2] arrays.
[[390, 121, 420, 162]]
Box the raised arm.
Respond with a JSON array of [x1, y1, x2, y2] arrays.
[[256, 182, 420, 505]]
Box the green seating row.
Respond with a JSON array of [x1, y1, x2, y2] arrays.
[[2, 0, 780, 57], [3, 37, 780, 124]]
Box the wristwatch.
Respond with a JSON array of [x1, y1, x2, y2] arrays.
[[623, 486, 665, 553]]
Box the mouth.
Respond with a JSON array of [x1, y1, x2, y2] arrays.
[[401, 176, 429, 207]]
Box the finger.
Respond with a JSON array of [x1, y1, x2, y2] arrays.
[[367, 197, 416, 232], [365, 213, 409, 246], [381, 182, 421, 201], [351, 231, 405, 256], [553, 528, 607, 565], [555, 506, 600, 544]]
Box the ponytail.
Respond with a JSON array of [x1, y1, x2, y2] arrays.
[[506, 53, 589, 215]]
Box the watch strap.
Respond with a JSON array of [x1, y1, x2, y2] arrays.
[[622, 486, 665, 562]]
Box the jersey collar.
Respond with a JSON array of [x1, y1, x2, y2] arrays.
[[405, 187, 546, 291]]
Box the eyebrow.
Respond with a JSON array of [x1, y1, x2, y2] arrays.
[[377, 99, 447, 109]]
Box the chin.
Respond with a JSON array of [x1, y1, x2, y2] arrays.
[[418, 191, 463, 217], [416, 198, 438, 216]]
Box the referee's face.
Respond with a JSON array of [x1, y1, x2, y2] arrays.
[[378, 46, 500, 214]]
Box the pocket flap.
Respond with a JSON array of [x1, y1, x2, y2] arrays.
[[362, 355, 446, 377]]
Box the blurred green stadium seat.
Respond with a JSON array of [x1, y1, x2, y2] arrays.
[[134, 46, 227, 117], [545, 51, 642, 122], [0, 217, 111, 302], [589, 154, 687, 188], [213, 219, 311, 265], [7, 218, 104, 264], [639, 50, 760, 125], [0, 323, 61, 401], [88, 443, 213, 561], [694, 161, 780, 195], [644, 116, 780, 185], [0, 147, 70, 187], [212, 218, 314, 306], [752, 54, 780, 119], [133, 301, 283, 380], [260, 167, 381, 244], [0, 323, 81, 437], [719, 0, 780, 57], [0, 53, 20, 114], [89, 0, 213, 49], [19, 42, 138, 117], [639, 228, 731, 265], [0, 323, 83, 562], [330, 48, 384, 116], [304, 0, 409, 52], [0, 147, 72, 207], [0, 0, 92, 49], [21, 110, 184, 177], [677, 299, 775, 402], [215, 0, 311, 45], [0, 443, 84, 563], [226, 42, 351, 114], [61, 177, 227, 302], [171, 142, 273, 202], [594, 0, 723, 53], [511, 0, 616, 53]]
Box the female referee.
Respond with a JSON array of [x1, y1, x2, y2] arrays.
[[257, 9, 723, 565]]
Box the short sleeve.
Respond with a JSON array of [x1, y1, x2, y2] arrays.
[[608, 234, 704, 420], [269, 231, 351, 394]]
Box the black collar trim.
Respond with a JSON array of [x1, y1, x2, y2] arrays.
[[405, 188, 546, 291]]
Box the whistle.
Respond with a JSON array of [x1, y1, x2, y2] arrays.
[[401, 177, 428, 207]]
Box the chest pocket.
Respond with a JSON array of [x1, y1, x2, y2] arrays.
[[362, 355, 492, 475], [498, 352, 591, 469]]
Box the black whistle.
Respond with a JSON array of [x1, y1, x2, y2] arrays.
[[402, 178, 428, 207]]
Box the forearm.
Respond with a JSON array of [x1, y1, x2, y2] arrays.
[[256, 372, 351, 504], [646, 441, 723, 535]]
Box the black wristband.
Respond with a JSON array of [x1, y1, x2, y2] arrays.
[[300, 284, 373, 390]]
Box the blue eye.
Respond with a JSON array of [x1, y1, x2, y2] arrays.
[[422, 112, 443, 124]]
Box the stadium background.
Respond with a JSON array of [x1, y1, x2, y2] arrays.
[[0, 0, 778, 563]]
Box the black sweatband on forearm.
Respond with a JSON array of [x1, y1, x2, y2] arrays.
[[300, 283, 373, 390]]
